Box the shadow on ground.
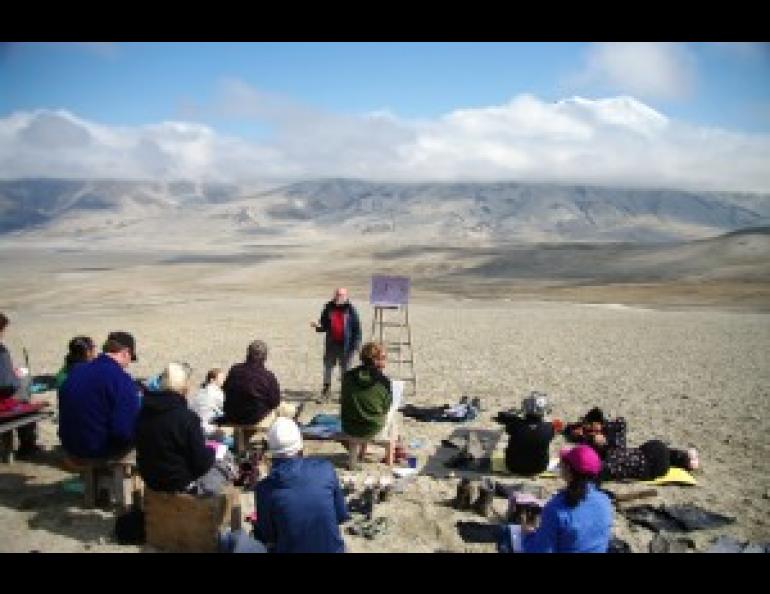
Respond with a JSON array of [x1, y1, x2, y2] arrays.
[[0, 472, 118, 547]]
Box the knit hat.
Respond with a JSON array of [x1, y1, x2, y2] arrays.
[[267, 417, 303, 458], [560, 445, 601, 476], [521, 392, 549, 419]]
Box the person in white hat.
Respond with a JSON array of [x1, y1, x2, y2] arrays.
[[253, 418, 350, 553]]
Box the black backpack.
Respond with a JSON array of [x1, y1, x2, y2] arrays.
[[114, 507, 146, 545]]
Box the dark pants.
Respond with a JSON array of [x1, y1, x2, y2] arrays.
[[323, 342, 354, 386], [16, 423, 37, 452], [639, 440, 691, 480]]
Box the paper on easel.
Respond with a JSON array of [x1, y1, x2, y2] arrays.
[[391, 380, 404, 410]]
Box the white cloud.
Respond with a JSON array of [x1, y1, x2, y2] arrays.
[[569, 42, 697, 101], [1, 91, 770, 193]]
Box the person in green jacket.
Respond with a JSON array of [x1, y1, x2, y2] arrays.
[[55, 336, 97, 389], [341, 342, 396, 463]]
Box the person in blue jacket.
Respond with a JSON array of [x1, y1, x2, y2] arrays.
[[505, 444, 613, 553], [254, 417, 350, 553], [59, 331, 141, 460]]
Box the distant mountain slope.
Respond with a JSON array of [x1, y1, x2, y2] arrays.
[[2, 177, 769, 243], [261, 179, 770, 242], [0, 179, 240, 232]]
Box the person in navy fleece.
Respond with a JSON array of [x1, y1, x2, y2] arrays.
[[254, 418, 350, 553], [59, 331, 141, 460]]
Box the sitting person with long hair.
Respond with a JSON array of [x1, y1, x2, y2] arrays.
[[55, 336, 97, 389], [189, 368, 226, 437], [505, 445, 613, 553]]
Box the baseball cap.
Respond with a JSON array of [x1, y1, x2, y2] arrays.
[[267, 418, 303, 458]]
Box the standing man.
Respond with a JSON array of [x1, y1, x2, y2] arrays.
[[59, 331, 141, 460], [310, 288, 362, 399]]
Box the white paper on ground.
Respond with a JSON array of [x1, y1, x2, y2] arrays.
[[392, 466, 418, 478]]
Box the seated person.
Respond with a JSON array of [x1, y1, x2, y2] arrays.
[[254, 418, 350, 553], [494, 392, 559, 476], [55, 335, 97, 389], [189, 367, 226, 437], [564, 407, 699, 481], [222, 340, 296, 427], [0, 312, 39, 457], [136, 362, 233, 495], [502, 445, 613, 553], [340, 342, 396, 461], [59, 331, 142, 461]]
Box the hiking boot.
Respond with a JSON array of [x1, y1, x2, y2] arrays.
[[362, 487, 376, 520], [474, 481, 495, 518], [454, 478, 477, 511]]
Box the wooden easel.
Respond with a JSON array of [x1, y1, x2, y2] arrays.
[[371, 305, 417, 397]]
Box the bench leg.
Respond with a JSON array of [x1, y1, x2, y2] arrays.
[[234, 428, 245, 456], [82, 468, 97, 508], [113, 465, 133, 512], [386, 439, 395, 467], [348, 441, 360, 471], [0, 432, 14, 464]]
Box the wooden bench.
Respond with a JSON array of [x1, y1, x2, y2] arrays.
[[64, 451, 142, 512], [144, 486, 241, 553], [0, 409, 52, 464], [216, 423, 268, 456], [302, 431, 396, 470]]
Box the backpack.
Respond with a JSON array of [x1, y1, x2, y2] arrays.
[[114, 507, 146, 545]]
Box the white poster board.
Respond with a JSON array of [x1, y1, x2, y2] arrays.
[[370, 275, 410, 306]]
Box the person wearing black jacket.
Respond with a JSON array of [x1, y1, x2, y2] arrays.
[[222, 340, 296, 426], [136, 362, 230, 495], [494, 393, 558, 476], [310, 288, 362, 399]]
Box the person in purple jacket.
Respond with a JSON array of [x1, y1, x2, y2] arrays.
[[59, 331, 141, 460]]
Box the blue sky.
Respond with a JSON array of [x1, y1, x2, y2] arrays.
[[1, 42, 769, 190], [3, 42, 768, 133]]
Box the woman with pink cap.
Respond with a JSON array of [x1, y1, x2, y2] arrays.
[[515, 445, 613, 553]]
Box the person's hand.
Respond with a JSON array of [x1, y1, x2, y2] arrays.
[[592, 433, 607, 447]]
